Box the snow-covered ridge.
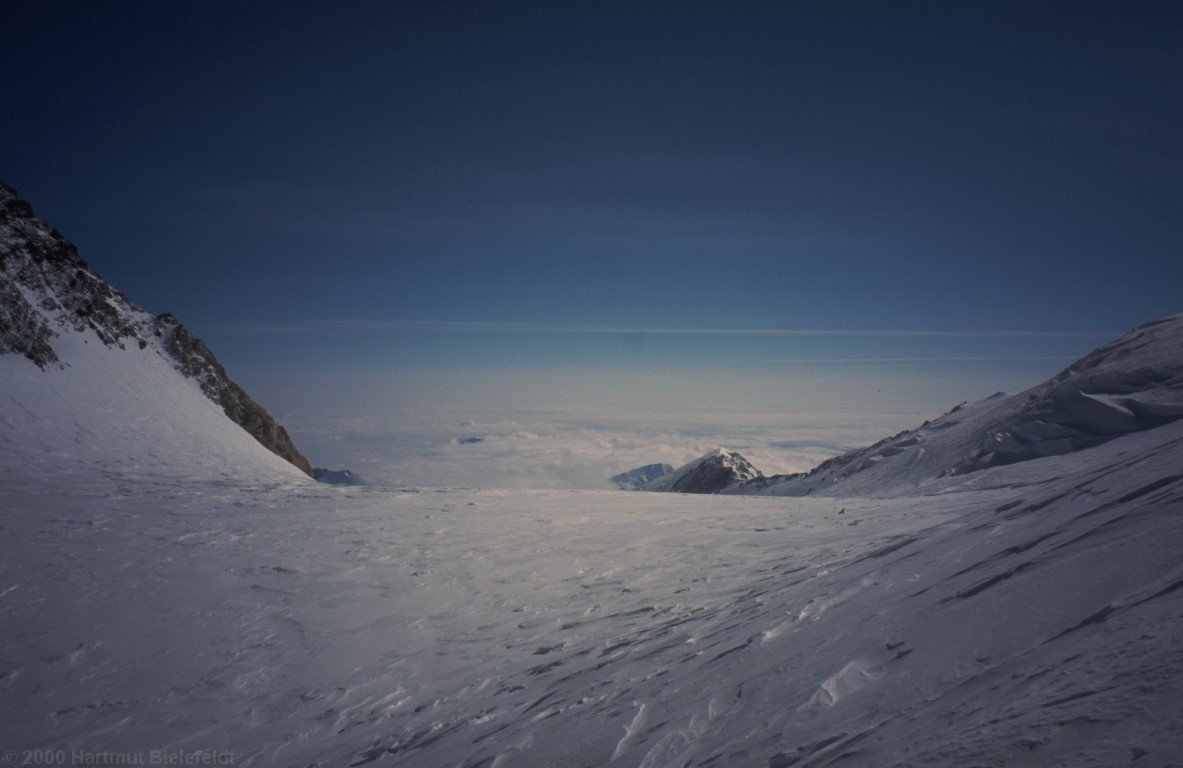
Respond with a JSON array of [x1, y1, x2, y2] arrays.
[[650, 312, 1183, 498], [0, 181, 314, 478]]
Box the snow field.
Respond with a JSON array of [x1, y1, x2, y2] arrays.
[[3, 417, 1181, 766]]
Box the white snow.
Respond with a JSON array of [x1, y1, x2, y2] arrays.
[[2, 319, 1182, 766], [0, 328, 308, 488]]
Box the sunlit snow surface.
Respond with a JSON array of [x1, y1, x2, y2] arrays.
[[3, 427, 1182, 766], [3, 327, 1183, 766]]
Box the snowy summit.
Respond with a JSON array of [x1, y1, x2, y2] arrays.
[[641, 448, 764, 493]]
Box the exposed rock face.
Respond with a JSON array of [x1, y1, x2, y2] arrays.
[[1, 183, 156, 367], [0, 181, 315, 478], [159, 316, 314, 477], [611, 463, 675, 490], [642, 449, 763, 494]]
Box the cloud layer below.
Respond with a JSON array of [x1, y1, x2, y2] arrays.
[[257, 358, 1071, 490], [291, 411, 918, 490]]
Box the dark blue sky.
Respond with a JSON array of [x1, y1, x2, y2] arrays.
[[3, 1, 1181, 381]]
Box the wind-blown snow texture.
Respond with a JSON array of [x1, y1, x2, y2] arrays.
[[2, 311, 1182, 765], [0, 181, 314, 476]]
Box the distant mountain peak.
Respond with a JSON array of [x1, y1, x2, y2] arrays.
[[642, 447, 763, 494], [313, 468, 365, 485], [611, 462, 675, 490]]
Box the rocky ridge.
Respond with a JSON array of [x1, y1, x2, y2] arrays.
[[0, 182, 314, 478]]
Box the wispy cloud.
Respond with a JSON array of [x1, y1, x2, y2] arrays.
[[738, 355, 1075, 364], [223, 319, 1119, 339], [220, 323, 315, 335]]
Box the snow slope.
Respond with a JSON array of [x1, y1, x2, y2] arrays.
[[0, 329, 309, 487], [2, 407, 1181, 765], [728, 312, 1183, 498]]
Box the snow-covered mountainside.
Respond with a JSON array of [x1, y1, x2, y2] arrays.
[[0, 181, 314, 478], [657, 313, 1183, 498], [642, 448, 763, 493], [0, 329, 311, 485], [611, 462, 675, 490]]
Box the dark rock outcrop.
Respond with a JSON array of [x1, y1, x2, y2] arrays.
[[158, 316, 314, 477], [1, 182, 155, 367]]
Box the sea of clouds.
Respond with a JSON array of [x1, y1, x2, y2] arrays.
[[270, 363, 1053, 489], [227, 315, 1102, 490], [290, 409, 918, 489]]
